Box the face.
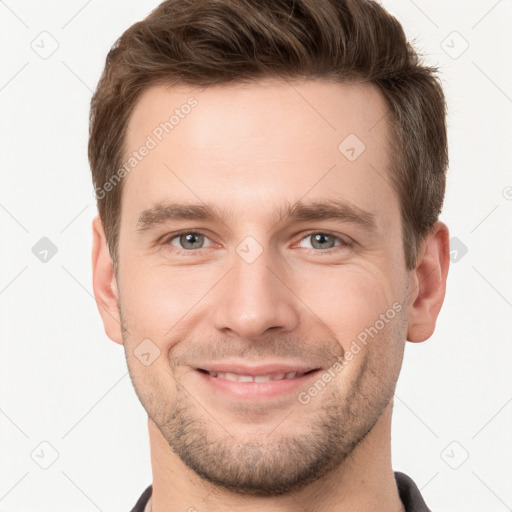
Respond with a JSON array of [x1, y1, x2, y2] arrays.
[[105, 79, 415, 495]]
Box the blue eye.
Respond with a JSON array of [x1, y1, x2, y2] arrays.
[[167, 232, 212, 251], [298, 232, 347, 251]]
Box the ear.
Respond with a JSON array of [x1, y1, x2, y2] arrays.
[[91, 216, 123, 345], [407, 221, 450, 343]]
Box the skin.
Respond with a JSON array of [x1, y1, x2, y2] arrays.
[[92, 78, 450, 511]]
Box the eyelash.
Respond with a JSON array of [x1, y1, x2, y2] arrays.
[[161, 229, 353, 256]]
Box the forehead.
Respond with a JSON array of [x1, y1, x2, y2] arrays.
[[122, 78, 395, 227]]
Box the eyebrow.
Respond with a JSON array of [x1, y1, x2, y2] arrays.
[[136, 199, 377, 234]]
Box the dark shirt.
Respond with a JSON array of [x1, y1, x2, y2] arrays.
[[130, 471, 430, 511]]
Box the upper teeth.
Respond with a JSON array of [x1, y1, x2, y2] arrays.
[[207, 371, 304, 382]]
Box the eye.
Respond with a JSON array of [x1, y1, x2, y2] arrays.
[[297, 232, 350, 251], [165, 231, 213, 251]]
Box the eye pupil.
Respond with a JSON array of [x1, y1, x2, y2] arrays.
[[180, 233, 203, 249], [311, 233, 335, 250]]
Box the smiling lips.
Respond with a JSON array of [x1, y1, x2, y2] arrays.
[[194, 362, 321, 398]]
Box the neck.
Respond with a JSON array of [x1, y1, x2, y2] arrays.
[[148, 402, 404, 512]]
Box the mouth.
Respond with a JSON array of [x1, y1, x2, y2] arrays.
[[193, 364, 322, 400], [196, 368, 318, 382]]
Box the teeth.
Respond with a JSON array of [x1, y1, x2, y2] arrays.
[[237, 374, 254, 382], [207, 371, 303, 382], [253, 375, 271, 382]]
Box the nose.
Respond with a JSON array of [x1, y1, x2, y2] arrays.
[[212, 249, 300, 339]]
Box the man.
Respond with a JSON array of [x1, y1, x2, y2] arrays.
[[89, 0, 450, 510]]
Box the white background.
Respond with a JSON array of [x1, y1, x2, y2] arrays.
[[0, 1, 511, 510]]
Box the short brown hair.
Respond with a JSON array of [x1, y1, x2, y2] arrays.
[[88, 0, 448, 270]]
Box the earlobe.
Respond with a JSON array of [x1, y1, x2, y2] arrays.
[[91, 216, 123, 345], [406, 221, 450, 343]]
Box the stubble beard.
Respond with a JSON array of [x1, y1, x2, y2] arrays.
[[120, 304, 406, 496]]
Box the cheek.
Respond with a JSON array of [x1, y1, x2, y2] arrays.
[[118, 258, 217, 345], [293, 264, 398, 347]]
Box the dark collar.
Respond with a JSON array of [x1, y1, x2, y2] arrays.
[[130, 471, 430, 511]]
